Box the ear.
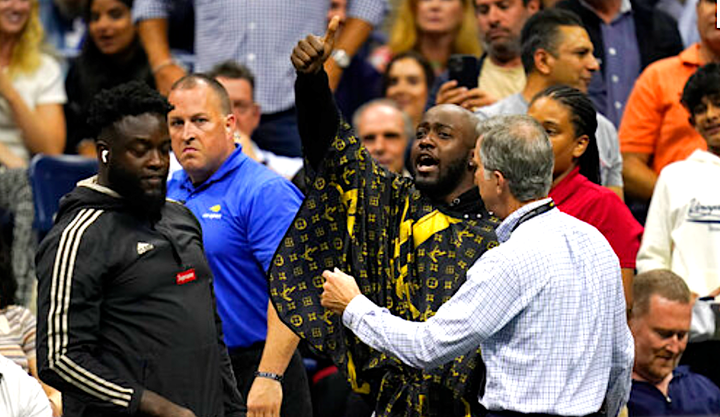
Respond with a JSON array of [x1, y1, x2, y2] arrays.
[[493, 170, 505, 194], [225, 113, 237, 137], [95, 140, 110, 167], [572, 135, 589, 158], [627, 315, 639, 335], [96, 140, 109, 162], [534, 49, 554, 76], [467, 148, 476, 170], [527, 0, 541, 14]]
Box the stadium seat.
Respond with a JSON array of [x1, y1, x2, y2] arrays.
[[28, 154, 98, 235]]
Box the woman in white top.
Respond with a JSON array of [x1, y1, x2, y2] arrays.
[[0, 0, 66, 168], [0, 0, 67, 333]]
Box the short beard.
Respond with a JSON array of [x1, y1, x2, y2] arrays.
[[108, 166, 166, 219], [414, 155, 470, 201], [482, 38, 521, 65]]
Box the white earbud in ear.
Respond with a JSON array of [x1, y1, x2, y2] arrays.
[[101, 150, 109, 164]]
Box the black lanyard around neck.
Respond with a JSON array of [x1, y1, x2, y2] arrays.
[[510, 201, 555, 233]]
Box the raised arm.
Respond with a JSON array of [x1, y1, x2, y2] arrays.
[[325, 17, 373, 91], [325, 0, 388, 90], [292, 17, 342, 171]]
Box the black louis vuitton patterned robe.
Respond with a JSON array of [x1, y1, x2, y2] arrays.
[[268, 70, 500, 417]]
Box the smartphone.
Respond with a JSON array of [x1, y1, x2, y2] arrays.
[[448, 54, 479, 90]]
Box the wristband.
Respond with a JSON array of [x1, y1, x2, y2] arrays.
[[254, 371, 284, 383], [152, 58, 180, 74]]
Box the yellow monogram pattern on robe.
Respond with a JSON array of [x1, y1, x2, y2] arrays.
[[269, 122, 500, 417]]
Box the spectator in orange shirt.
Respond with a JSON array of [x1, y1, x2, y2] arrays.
[[619, 0, 720, 204]]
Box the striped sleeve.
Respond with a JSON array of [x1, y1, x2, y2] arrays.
[[0, 306, 36, 371], [18, 306, 36, 361], [36, 208, 142, 413]]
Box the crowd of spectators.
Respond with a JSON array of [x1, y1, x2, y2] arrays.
[[1, 0, 720, 416]]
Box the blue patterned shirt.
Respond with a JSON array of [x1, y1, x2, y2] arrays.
[[133, 0, 387, 113], [582, 0, 640, 128], [344, 198, 634, 416]]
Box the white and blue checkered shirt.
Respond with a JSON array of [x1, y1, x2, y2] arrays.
[[344, 198, 634, 416], [133, 0, 387, 113]]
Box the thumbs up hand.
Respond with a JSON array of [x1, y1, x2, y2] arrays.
[[291, 16, 340, 74]]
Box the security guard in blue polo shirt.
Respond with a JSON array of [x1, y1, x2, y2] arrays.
[[167, 74, 310, 417]]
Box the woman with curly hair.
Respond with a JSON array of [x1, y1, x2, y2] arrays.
[[372, 0, 481, 75], [0, 0, 66, 168]]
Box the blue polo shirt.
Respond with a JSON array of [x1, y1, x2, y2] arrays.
[[628, 366, 720, 416], [167, 146, 303, 349]]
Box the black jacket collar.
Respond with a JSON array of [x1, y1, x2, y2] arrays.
[[436, 187, 489, 219]]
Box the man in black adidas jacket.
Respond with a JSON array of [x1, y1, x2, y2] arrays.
[[35, 81, 246, 417]]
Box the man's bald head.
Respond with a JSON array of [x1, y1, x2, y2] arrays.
[[171, 74, 232, 116], [425, 104, 480, 149], [411, 104, 481, 202]]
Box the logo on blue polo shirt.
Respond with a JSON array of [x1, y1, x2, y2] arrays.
[[202, 204, 223, 220]]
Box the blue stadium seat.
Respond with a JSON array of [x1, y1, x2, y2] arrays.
[[28, 154, 98, 235]]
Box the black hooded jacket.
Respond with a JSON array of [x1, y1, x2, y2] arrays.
[[35, 178, 246, 417]]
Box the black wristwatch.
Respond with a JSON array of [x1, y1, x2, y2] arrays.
[[254, 371, 284, 383]]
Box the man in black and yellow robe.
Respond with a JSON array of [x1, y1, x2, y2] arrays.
[[268, 31, 500, 417]]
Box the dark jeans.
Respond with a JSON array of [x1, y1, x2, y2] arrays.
[[253, 107, 303, 158], [229, 343, 312, 417]]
